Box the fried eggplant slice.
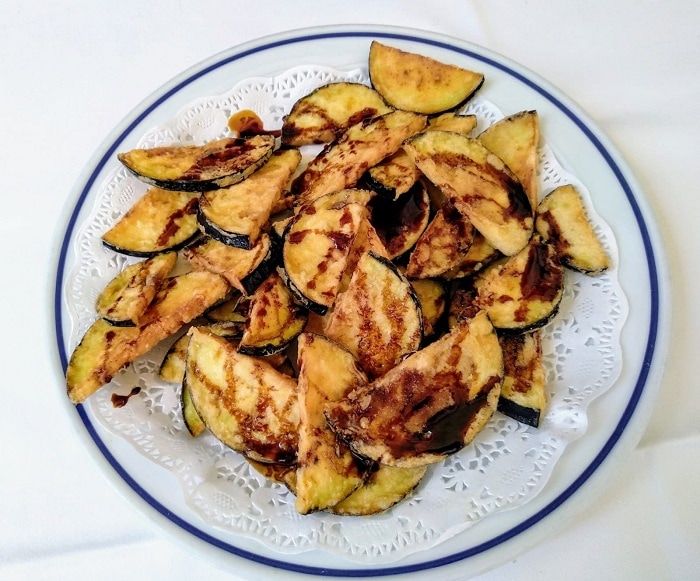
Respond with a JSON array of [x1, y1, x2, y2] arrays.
[[328, 464, 427, 516], [473, 235, 564, 333], [325, 251, 423, 379], [183, 233, 279, 295], [96, 252, 178, 326], [282, 194, 367, 315], [238, 272, 308, 357], [405, 201, 474, 279], [66, 271, 230, 404], [185, 327, 299, 464], [404, 130, 533, 256], [368, 41, 484, 115], [102, 188, 199, 257], [326, 311, 503, 468], [198, 149, 301, 249], [281, 82, 393, 146], [117, 135, 275, 192], [369, 182, 431, 260], [478, 111, 540, 211], [292, 110, 427, 206], [535, 184, 611, 275], [295, 333, 371, 514], [497, 331, 547, 428]]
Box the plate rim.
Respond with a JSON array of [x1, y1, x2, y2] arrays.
[[52, 24, 671, 578]]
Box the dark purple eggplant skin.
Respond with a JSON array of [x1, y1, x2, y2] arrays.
[[239, 234, 282, 296], [102, 231, 201, 258], [196, 208, 251, 250], [497, 397, 541, 428]]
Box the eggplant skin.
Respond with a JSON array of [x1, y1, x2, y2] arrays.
[[117, 135, 275, 192]]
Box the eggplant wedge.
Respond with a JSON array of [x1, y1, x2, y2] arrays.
[[497, 331, 547, 428], [292, 110, 427, 206], [294, 333, 371, 514], [325, 311, 503, 468], [198, 149, 301, 249], [328, 463, 427, 516], [473, 235, 564, 333], [282, 193, 367, 315], [185, 327, 299, 465], [369, 182, 431, 260], [368, 41, 484, 115], [281, 82, 393, 146], [405, 201, 474, 279], [478, 111, 540, 211], [404, 130, 533, 256], [325, 251, 423, 379], [117, 135, 275, 192], [183, 233, 279, 295], [66, 271, 230, 404], [102, 188, 200, 257], [96, 252, 178, 326], [238, 272, 308, 357], [535, 184, 611, 275]]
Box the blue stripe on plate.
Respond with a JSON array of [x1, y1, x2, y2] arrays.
[[55, 29, 660, 577]]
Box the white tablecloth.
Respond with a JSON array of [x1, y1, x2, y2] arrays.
[[2, 1, 698, 579]]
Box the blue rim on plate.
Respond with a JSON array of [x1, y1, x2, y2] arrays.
[[54, 28, 663, 577]]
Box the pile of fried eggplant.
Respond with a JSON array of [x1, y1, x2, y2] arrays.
[[66, 41, 610, 516]]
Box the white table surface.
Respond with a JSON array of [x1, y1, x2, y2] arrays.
[[2, 1, 698, 579]]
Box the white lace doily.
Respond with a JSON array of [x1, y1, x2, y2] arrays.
[[65, 65, 628, 564]]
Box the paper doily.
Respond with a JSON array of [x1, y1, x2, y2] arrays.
[[64, 64, 628, 564]]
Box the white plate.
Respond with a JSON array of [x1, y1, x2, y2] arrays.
[[53, 25, 670, 579]]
